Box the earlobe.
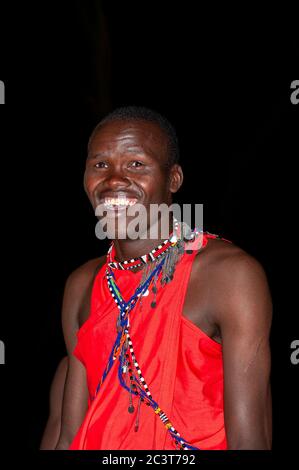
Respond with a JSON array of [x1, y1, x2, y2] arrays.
[[169, 164, 184, 194]]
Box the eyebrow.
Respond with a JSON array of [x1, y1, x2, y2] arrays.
[[87, 151, 108, 160], [87, 148, 152, 160], [126, 147, 158, 159]]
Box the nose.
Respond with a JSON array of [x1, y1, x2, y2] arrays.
[[104, 169, 131, 191]]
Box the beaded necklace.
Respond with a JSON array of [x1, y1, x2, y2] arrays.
[[107, 236, 177, 271], [94, 225, 200, 450]]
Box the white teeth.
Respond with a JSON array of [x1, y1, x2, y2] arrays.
[[103, 197, 137, 207]]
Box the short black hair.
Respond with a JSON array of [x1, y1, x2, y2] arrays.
[[89, 105, 180, 167]]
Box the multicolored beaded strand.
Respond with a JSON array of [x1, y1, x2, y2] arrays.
[[93, 227, 231, 449], [94, 258, 165, 396], [96, 228, 201, 450], [117, 328, 199, 450]]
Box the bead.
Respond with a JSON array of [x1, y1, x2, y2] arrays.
[[151, 301, 157, 308], [128, 405, 135, 413]]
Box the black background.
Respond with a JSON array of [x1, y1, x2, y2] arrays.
[[0, 1, 298, 463]]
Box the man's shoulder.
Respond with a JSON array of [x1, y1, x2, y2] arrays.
[[193, 236, 269, 296], [62, 255, 107, 333], [194, 237, 272, 324], [65, 255, 106, 297]]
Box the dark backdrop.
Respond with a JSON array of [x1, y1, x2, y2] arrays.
[[0, 1, 298, 459]]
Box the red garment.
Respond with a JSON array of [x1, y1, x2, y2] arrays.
[[70, 233, 227, 450]]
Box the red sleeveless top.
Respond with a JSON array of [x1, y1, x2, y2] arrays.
[[69, 233, 227, 450]]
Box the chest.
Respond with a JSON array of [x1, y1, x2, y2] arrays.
[[79, 257, 222, 344]]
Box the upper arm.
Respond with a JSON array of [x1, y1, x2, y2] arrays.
[[56, 264, 96, 449], [216, 253, 272, 449]]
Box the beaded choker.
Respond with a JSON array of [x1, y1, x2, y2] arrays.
[[107, 233, 178, 271]]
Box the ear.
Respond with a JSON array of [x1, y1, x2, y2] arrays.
[[169, 164, 184, 194]]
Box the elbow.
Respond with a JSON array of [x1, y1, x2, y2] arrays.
[[229, 442, 271, 450], [227, 433, 272, 450], [55, 443, 69, 450], [54, 432, 73, 450], [54, 440, 71, 450]]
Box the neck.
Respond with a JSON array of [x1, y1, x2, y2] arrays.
[[113, 216, 174, 262]]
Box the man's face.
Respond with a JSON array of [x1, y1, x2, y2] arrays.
[[84, 119, 183, 238]]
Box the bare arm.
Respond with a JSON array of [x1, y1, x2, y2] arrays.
[[55, 262, 98, 449], [40, 356, 68, 449], [55, 357, 88, 449], [217, 253, 272, 449]]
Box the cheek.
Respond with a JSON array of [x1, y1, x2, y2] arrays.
[[84, 170, 100, 194], [140, 173, 169, 200]]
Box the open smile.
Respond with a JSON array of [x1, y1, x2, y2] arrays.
[[103, 197, 138, 210], [96, 192, 139, 214]]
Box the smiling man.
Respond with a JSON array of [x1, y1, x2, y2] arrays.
[[55, 106, 272, 450]]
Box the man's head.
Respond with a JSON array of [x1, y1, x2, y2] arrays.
[[88, 106, 180, 168], [84, 106, 184, 239]]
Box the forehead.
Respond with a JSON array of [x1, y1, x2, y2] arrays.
[[89, 119, 168, 160]]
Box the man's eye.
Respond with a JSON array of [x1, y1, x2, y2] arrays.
[[130, 161, 144, 168], [94, 161, 108, 169]]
